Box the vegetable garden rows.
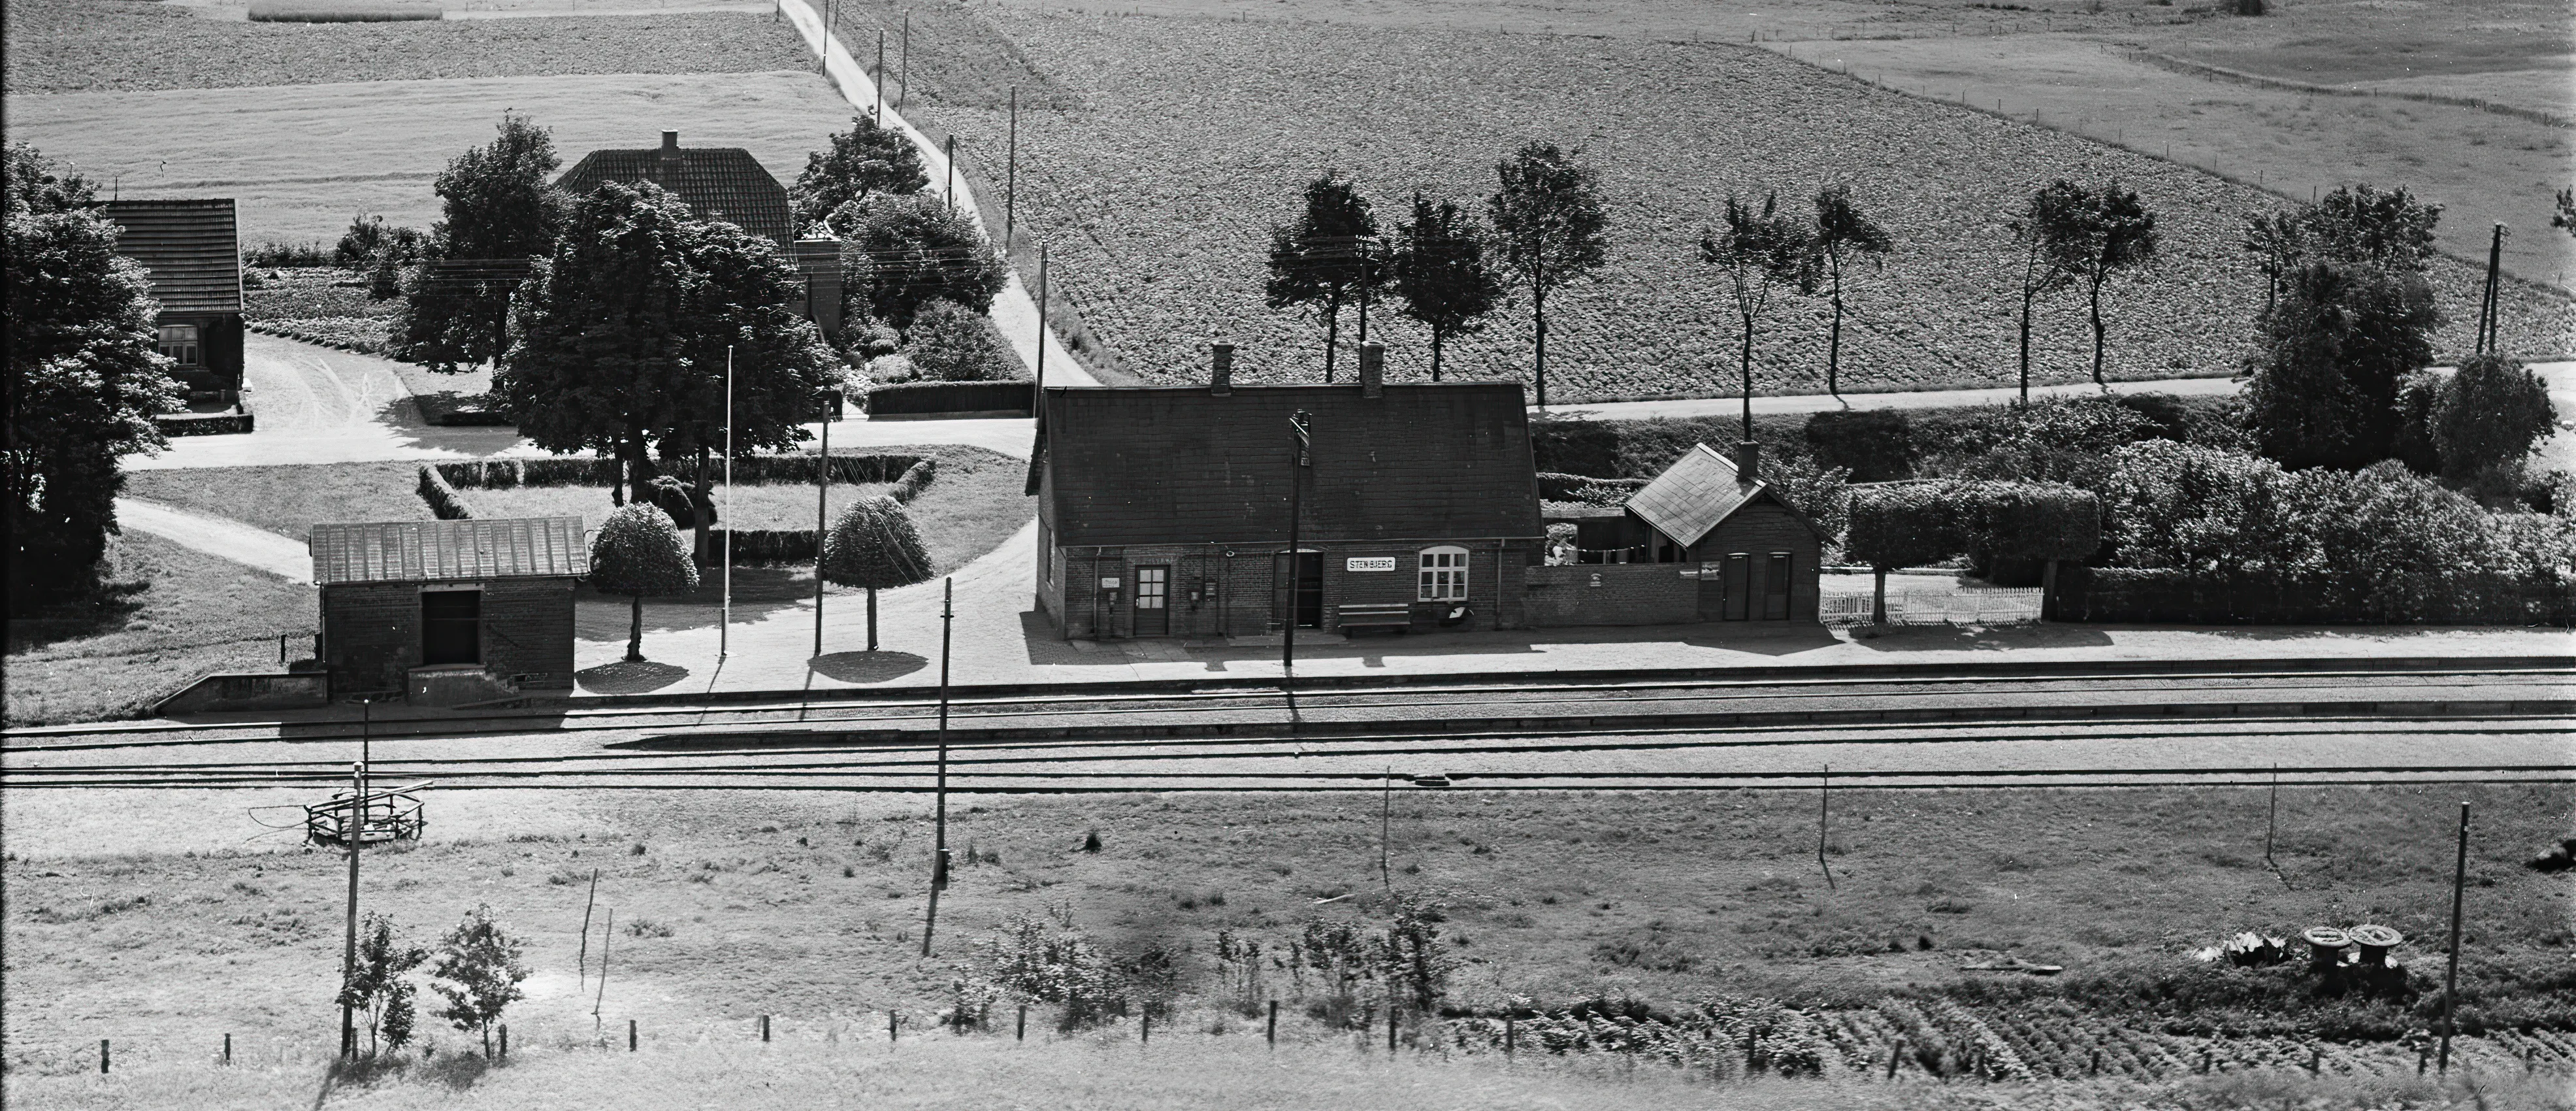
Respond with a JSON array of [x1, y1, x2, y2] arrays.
[[929, 13, 2575, 402], [1434, 999, 2576, 1082]]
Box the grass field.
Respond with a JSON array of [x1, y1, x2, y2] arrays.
[[7, 70, 858, 247], [917, 11, 2569, 401], [1, 533, 316, 725], [1, 782, 2566, 1099], [0, 0, 809, 92], [122, 461, 435, 540]]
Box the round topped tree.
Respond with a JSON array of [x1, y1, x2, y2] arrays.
[[590, 503, 700, 661]]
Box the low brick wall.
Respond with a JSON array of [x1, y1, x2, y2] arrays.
[[1523, 563, 1699, 627]]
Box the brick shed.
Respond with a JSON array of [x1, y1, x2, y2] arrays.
[[1026, 344, 1545, 639], [310, 518, 588, 701], [1526, 443, 1822, 626]]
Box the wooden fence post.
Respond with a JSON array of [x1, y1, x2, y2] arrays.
[[1504, 1014, 1514, 1059], [628, 1019, 637, 1052], [100, 1039, 109, 1074], [1018, 1004, 1028, 1042], [1266, 1001, 1277, 1047], [499, 1024, 508, 1060], [761, 1015, 771, 1042], [890, 1012, 900, 1042], [1888, 1038, 1903, 1080]]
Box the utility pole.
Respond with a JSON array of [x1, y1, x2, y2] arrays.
[[815, 395, 830, 657], [1283, 411, 1311, 691], [721, 346, 734, 658], [943, 135, 956, 213], [2439, 801, 2469, 1074], [922, 578, 954, 957], [1816, 763, 1835, 890], [900, 12, 909, 110], [1034, 244, 1048, 403], [1379, 763, 1394, 893], [2476, 223, 2505, 354], [338, 695, 373, 1057], [874, 31, 885, 122], [1005, 86, 1018, 248]]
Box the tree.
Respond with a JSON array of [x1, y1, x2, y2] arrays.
[[1844, 484, 1960, 625], [429, 904, 530, 1059], [4, 142, 180, 607], [1700, 191, 1816, 441], [393, 114, 567, 374], [2432, 354, 2556, 484], [829, 193, 1005, 328], [1389, 192, 1503, 382], [902, 298, 1019, 382], [2009, 182, 2083, 403], [2036, 178, 2159, 388], [2240, 209, 2304, 320], [2104, 439, 2306, 575], [503, 182, 841, 537], [2554, 186, 2575, 242], [792, 114, 929, 229], [1489, 142, 1608, 409], [1265, 171, 1385, 383], [336, 912, 427, 1056], [2243, 261, 2442, 471], [2295, 184, 2441, 273], [822, 494, 931, 652], [589, 503, 699, 661], [1806, 184, 1893, 397]]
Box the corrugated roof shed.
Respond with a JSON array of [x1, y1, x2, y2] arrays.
[[1032, 383, 1544, 547], [100, 199, 242, 314], [310, 518, 590, 586], [1626, 444, 1763, 549], [556, 137, 793, 244]]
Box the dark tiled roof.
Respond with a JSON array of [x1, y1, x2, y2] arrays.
[[310, 518, 589, 586], [556, 147, 792, 244], [1627, 444, 1763, 549], [100, 199, 241, 314], [1033, 383, 1544, 548]]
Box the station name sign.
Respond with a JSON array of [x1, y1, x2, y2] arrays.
[[1345, 557, 1397, 572]]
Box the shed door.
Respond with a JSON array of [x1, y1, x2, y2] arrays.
[[1271, 552, 1322, 629], [1721, 554, 1751, 622], [421, 589, 481, 665], [1133, 566, 1170, 637], [1763, 553, 1793, 621]]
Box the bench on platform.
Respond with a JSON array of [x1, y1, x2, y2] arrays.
[[1337, 602, 1413, 636]]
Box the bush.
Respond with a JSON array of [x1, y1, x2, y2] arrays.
[[1534, 472, 1650, 506], [2432, 354, 2556, 483], [589, 504, 698, 598], [1803, 410, 1914, 482], [416, 464, 475, 520], [821, 495, 931, 590], [1845, 483, 1961, 569], [866, 380, 1030, 417], [1947, 480, 2101, 563], [900, 299, 1022, 382], [829, 194, 1006, 327], [242, 241, 333, 267]]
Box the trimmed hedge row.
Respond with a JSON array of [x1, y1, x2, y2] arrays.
[[2055, 567, 2575, 627], [867, 380, 1034, 418], [1536, 471, 1651, 506], [154, 412, 255, 436], [417, 463, 475, 520], [431, 454, 930, 490], [709, 529, 820, 566], [1844, 480, 2102, 568]]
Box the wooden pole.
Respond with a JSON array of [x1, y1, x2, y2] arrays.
[[1285, 411, 1307, 689], [1817, 763, 1836, 889], [1033, 245, 1048, 410], [594, 908, 612, 1030], [721, 346, 733, 658], [874, 31, 885, 122], [1380, 763, 1394, 892], [628, 1018, 636, 1052], [922, 578, 954, 957], [943, 135, 955, 213], [2265, 765, 2279, 867], [2439, 801, 2468, 1074], [101, 1039, 109, 1074], [223, 1033, 231, 1065], [340, 750, 362, 1057], [578, 868, 598, 989], [899, 12, 909, 110], [1018, 1004, 1028, 1041], [1005, 86, 1017, 246], [1267, 1000, 1279, 1046], [762, 1014, 771, 1042], [815, 413, 828, 657]]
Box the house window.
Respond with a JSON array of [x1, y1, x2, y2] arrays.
[[1418, 546, 1469, 601], [157, 325, 201, 367]]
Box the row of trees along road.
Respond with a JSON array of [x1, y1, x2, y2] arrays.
[[3, 142, 182, 609]]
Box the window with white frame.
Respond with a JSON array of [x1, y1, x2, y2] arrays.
[[1418, 546, 1469, 601], [157, 324, 201, 367]]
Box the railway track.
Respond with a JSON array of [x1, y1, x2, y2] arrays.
[[5, 663, 2569, 754]]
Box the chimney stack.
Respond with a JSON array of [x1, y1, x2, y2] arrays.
[[1359, 341, 1384, 398], [1733, 440, 1761, 485], [660, 130, 681, 161], [1210, 342, 1233, 395]]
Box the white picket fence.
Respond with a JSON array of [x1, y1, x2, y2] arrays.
[[1819, 585, 2044, 625]]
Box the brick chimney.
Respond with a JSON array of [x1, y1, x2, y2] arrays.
[[792, 239, 844, 339], [660, 129, 681, 162], [1733, 440, 1761, 484], [1359, 341, 1384, 398], [1210, 342, 1233, 395]]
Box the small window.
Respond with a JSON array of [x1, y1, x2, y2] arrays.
[[157, 324, 201, 367], [1418, 546, 1469, 601]]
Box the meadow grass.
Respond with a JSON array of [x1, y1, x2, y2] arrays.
[[123, 462, 434, 541], [1, 533, 316, 724], [4, 70, 855, 246]]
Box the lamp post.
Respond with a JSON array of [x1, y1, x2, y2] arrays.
[[1283, 411, 1312, 690], [721, 346, 734, 658]]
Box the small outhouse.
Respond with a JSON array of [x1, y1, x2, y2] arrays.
[[310, 518, 588, 702]]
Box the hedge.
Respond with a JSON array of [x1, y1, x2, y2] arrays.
[[432, 454, 929, 490], [708, 529, 820, 566], [416, 463, 475, 520], [2055, 567, 2574, 627], [1843, 483, 1959, 570], [154, 412, 255, 436], [1948, 481, 2102, 563], [867, 380, 1034, 418], [1536, 471, 1650, 506]]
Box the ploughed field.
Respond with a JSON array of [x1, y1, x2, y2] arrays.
[[925, 12, 2573, 401]]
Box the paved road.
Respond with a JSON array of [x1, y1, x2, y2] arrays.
[[113, 497, 314, 582]]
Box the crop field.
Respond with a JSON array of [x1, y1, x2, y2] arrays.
[[1783, 37, 2576, 287], [0, 0, 810, 92], [922, 13, 2573, 401], [8, 70, 858, 248], [2, 782, 2568, 1104]]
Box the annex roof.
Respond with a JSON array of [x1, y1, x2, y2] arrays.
[[1030, 383, 1544, 548], [1626, 443, 1766, 550], [555, 136, 793, 244], [99, 199, 242, 314], [310, 518, 590, 586]]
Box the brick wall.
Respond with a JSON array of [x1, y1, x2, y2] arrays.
[[321, 576, 576, 694], [1046, 539, 1537, 639], [1524, 564, 1701, 626]]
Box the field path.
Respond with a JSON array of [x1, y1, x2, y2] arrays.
[[113, 497, 313, 583], [776, 0, 1096, 389]]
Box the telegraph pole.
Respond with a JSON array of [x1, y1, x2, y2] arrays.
[[874, 31, 885, 122], [943, 135, 956, 213], [815, 393, 830, 657], [900, 12, 909, 110], [1034, 244, 1048, 400], [339, 696, 372, 1057], [721, 346, 734, 658], [1005, 86, 1018, 247], [1284, 411, 1311, 689], [922, 578, 954, 957], [2439, 802, 2470, 1074]]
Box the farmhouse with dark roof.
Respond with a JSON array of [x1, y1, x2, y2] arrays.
[[556, 129, 795, 244], [101, 198, 245, 398], [1025, 344, 1545, 639]]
